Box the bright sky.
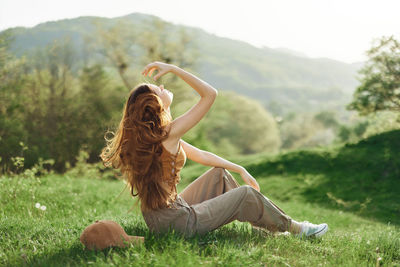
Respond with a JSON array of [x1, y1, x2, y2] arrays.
[[1, 0, 399, 63]]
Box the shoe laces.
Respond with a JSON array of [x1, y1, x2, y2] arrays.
[[301, 221, 319, 234]]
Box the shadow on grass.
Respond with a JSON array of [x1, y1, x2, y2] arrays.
[[25, 222, 302, 266], [247, 130, 400, 225]]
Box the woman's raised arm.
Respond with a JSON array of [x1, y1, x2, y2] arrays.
[[142, 62, 218, 139]]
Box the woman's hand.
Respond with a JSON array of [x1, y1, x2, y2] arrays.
[[240, 168, 260, 192], [141, 61, 177, 81]]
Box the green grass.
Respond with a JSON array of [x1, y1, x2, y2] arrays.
[[1, 130, 400, 266]]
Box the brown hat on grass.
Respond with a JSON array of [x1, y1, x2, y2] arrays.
[[80, 220, 144, 250]]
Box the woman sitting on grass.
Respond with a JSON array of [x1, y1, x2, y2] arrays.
[[100, 61, 328, 239]]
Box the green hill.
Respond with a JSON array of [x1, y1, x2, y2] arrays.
[[182, 129, 400, 225], [1, 12, 362, 115]]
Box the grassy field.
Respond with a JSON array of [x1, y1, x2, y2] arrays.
[[1, 130, 399, 266]]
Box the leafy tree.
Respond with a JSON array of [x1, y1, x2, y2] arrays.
[[86, 19, 138, 90], [279, 111, 338, 150], [314, 111, 339, 128], [21, 37, 81, 170], [348, 36, 400, 115], [336, 111, 400, 144], [0, 31, 29, 173], [0, 35, 114, 171], [77, 64, 120, 162], [87, 17, 198, 105], [336, 122, 369, 144], [184, 91, 281, 156]]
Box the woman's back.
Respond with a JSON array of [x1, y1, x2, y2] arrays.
[[144, 139, 186, 210], [160, 140, 186, 185]]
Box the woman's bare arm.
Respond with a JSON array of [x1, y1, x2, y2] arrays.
[[142, 62, 217, 140], [181, 140, 244, 174], [168, 66, 217, 138], [181, 140, 260, 191], [171, 66, 217, 98]]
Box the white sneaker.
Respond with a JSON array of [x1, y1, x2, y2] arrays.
[[295, 221, 328, 238]]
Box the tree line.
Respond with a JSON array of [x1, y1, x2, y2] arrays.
[[1, 18, 398, 174], [0, 19, 282, 173]]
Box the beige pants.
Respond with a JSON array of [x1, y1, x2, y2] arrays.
[[141, 167, 293, 237]]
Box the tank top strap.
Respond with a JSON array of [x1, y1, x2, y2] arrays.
[[161, 140, 181, 158]]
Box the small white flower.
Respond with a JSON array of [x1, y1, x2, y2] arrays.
[[40, 205, 46, 211], [35, 203, 41, 209]]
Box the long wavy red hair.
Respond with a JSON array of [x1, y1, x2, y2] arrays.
[[100, 83, 173, 211]]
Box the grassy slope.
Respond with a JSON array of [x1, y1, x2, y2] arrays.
[[216, 129, 399, 225], [1, 130, 399, 266]]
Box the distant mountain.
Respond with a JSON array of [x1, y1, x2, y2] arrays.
[[273, 47, 310, 58], [1, 12, 364, 115]]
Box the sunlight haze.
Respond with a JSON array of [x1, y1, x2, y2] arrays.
[[1, 0, 399, 63]]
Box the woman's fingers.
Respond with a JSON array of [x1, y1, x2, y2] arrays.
[[141, 65, 149, 75], [242, 171, 260, 192], [141, 61, 172, 79], [142, 63, 157, 76], [253, 185, 260, 192], [255, 180, 260, 190], [251, 179, 260, 191], [148, 67, 158, 78], [142, 62, 163, 76], [249, 182, 259, 192], [245, 179, 258, 191], [153, 70, 166, 81]]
